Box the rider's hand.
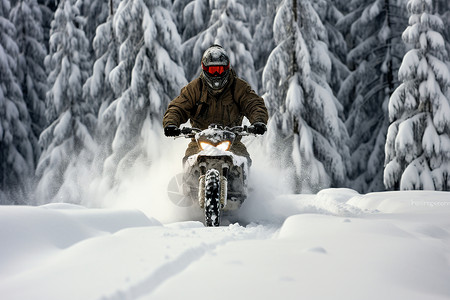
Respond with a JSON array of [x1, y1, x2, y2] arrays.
[[252, 122, 267, 135], [164, 125, 181, 137]]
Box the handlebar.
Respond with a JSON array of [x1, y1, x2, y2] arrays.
[[228, 125, 258, 135], [176, 125, 258, 138]]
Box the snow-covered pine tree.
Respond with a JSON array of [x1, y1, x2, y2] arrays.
[[312, 0, 349, 96], [435, 1, 450, 142], [172, 0, 210, 81], [98, 0, 186, 187], [10, 0, 47, 170], [179, 0, 257, 89], [438, 2, 450, 117], [263, 0, 349, 193], [37, 0, 59, 51], [337, 0, 407, 192], [49, 0, 121, 203], [37, 0, 58, 10], [173, 0, 209, 42], [435, 0, 449, 65], [83, 0, 119, 161], [35, 0, 95, 202], [247, 0, 262, 37], [80, 0, 109, 53], [75, 0, 119, 66], [384, 0, 450, 190], [250, 0, 278, 92], [0, 0, 35, 204]]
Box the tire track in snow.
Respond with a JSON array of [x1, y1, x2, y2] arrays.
[[101, 224, 277, 300]]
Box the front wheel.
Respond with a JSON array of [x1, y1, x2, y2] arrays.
[[204, 169, 221, 226]]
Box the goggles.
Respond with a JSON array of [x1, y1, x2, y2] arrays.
[[202, 62, 230, 76]]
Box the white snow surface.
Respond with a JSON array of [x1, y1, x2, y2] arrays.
[[1, 189, 450, 300]]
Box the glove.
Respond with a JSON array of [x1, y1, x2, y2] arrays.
[[252, 122, 267, 135], [164, 125, 181, 137]]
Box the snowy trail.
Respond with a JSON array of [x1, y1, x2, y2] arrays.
[[1, 189, 450, 300], [0, 208, 277, 300], [102, 223, 278, 300], [149, 212, 450, 300]]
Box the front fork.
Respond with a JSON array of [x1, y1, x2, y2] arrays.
[[198, 163, 229, 208]]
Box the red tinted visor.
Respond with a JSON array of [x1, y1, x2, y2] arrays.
[[202, 63, 230, 76]]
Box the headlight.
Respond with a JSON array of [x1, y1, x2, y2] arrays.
[[216, 141, 231, 151], [199, 142, 213, 150], [199, 141, 231, 151]]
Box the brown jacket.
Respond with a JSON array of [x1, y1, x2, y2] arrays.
[[163, 70, 268, 130]]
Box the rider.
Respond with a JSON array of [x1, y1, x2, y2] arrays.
[[163, 44, 268, 163]]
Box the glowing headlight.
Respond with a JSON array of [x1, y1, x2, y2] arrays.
[[199, 142, 213, 150], [216, 141, 231, 151], [199, 141, 231, 151]]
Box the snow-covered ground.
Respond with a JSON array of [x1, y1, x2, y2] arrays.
[[1, 188, 450, 300]]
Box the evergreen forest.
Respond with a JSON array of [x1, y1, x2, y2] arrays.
[[1, 0, 449, 205]]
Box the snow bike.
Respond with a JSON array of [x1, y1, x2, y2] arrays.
[[167, 124, 257, 226]]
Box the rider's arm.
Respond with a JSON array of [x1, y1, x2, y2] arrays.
[[235, 79, 269, 125], [163, 80, 199, 127]]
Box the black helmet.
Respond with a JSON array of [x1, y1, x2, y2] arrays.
[[201, 45, 230, 90]]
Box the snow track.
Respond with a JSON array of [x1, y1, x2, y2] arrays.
[[0, 207, 277, 300], [103, 224, 277, 300]]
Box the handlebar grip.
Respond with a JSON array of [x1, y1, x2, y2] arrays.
[[180, 127, 192, 134], [245, 125, 257, 134]]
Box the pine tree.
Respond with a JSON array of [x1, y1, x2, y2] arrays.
[[250, 0, 278, 92], [84, 0, 119, 159], [178, 0, 257, 89], [173, 0, 209, 42], [48, 0, 121, 203], [76, 0, 118, 65], [37, 0, 59, 51], [173, 0, 210, 81], [80, 0, 109, 51], [98, 0, 187, 187], [0, 0, 35, 204], [435, 0, 449, 63], [35, 0, 95, 202], [263, 0, 349, 193], [10, 0, 47, 169], [313, 0, 350, 96], [384, 0, 450, 190], [337, 0, 407, 192]]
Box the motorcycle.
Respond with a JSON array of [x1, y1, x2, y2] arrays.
[[167, 124, 258, 226]]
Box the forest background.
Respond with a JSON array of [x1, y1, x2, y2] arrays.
[[0, 0, 449, 205]]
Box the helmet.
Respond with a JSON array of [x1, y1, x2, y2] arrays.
[[201, 45, 230, 90]]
